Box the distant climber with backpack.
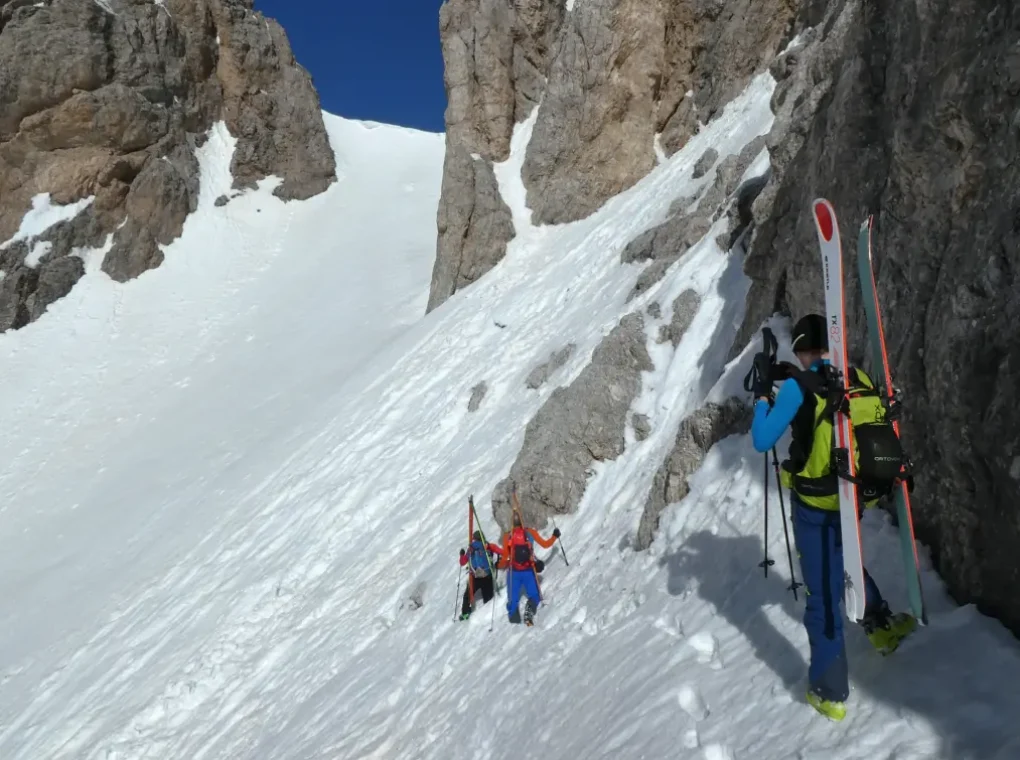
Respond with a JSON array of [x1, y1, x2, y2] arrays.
[[498, 513, 559, 626], [458, 531, 502, 620], [749, 314, 916, 722]]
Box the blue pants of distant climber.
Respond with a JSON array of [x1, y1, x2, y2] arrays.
[[507, 567, 541, 621], [791, 493, 884, 702]]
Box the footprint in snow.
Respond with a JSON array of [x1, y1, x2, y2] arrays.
[[386, 687, 403, 707], [653, 613, 684, 639], [770, 681, 794, 704], [688, 631, 721, 669], [703, 745, 735, 760], [677, 684, 710, 721], [683, 729, 700, 749]]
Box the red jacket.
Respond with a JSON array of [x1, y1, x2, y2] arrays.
[[498, 527, 556, 570]]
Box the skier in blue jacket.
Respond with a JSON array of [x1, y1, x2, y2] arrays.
[[749, 314, 915, 721]]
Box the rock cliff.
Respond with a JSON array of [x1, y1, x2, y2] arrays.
[[429, 0, 793, 310], [0, 0, 335, 330], [739, 0, 1020, 634]]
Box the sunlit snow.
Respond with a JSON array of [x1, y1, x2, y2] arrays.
[[0, 73, 1018, 760]]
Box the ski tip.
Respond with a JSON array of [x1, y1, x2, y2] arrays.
[[812, 199, 835, 242]]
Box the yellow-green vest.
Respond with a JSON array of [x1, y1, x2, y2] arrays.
[[779, 365, 887, 511]]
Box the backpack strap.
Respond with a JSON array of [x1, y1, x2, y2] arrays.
[[785, 364, 844, 427]]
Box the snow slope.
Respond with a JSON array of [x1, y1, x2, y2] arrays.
[[2, 75, 1020, 760]]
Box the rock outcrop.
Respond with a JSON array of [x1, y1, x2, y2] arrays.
[[738, 0, 1020, 633], [525, 344, 576, 389], [492, 314, 653, 530], [427, 0, 566, 312], [467, 381, 488, 412], [637, 398, 753, 551], [522, 0, 797, 225], [622, 135, 769, 301], [429, 0, 795, 309], [657, 290, 701, 348], [0, 0, 335, 331]]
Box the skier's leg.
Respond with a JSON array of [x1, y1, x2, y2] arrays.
[[861, 564, 916, 653], [792, 495, 849, 703], [521, 571, 540, 622], [862, 567, 886, 614], [461, 581, 473, 617], [480, 574, 495, 604], [507, 569, 522, 622]]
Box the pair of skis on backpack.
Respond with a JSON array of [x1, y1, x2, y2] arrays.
[[812, 199, 928, 631]]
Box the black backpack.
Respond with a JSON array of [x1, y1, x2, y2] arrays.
[[788, 363, 909, 500]]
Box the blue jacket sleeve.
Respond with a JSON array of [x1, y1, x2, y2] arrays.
[[751, 379, 804, 452]]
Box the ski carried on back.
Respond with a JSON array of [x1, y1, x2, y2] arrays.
[[811, 199, 868, 622], [856, 216, 928, 625], [467, 496, 475, 608]]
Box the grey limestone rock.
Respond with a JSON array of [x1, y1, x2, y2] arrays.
[[692, 148, 719, 180], [0, 0, 335, 331], [636, 397, 753, 550], [427, 148, 514, 312], [736, 0, 1020, 634], [525, 343, 576, 389], [491, 314, 653, 529], [632, 413, 652, 442], [657, 290, 701, 347], [427, 0, 566, 312], [521, 0, 661, 225], [468, 381, 488, 412]]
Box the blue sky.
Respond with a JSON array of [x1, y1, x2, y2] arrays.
[[254, 0, 447, 133]]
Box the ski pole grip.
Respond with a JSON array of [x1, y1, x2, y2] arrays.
[[762, 327, 778, 359]]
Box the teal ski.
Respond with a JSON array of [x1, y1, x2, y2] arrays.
[[856, 216, 928, 625]]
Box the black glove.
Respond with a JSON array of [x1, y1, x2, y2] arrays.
[[459, 548, 466, 557], [553, 528, 561, 539], [772, 361, 794, 382], [535, 559, 546, 573], [751, 351, 774, 398]]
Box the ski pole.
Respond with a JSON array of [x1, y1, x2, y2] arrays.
[[551, 517, 569, 566], [745, 327, 779, 578], [773, 447, 803, 599], [758, 452, 774, 576], [490, 570, 499, 632], [453, 568, 463, 623]]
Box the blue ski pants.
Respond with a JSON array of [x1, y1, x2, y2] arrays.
[[791, 493, 884, 702], [507, 567, 541, 620]]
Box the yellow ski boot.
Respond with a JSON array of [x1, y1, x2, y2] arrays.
[[806, 691, 847, 722], [862, 602, 917, 656]]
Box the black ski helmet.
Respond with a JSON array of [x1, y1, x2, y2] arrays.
[[473, 530, 482, 541], [791, 314, 827, 353]]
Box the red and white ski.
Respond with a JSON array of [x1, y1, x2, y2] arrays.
[[812, 199, 867, 622], [467, 496, 475, 607]]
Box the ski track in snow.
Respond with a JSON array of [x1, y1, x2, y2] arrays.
[[0, 74, 1018, 760]]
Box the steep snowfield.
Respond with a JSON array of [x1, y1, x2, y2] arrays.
[[2, 75, 1020, 760]]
